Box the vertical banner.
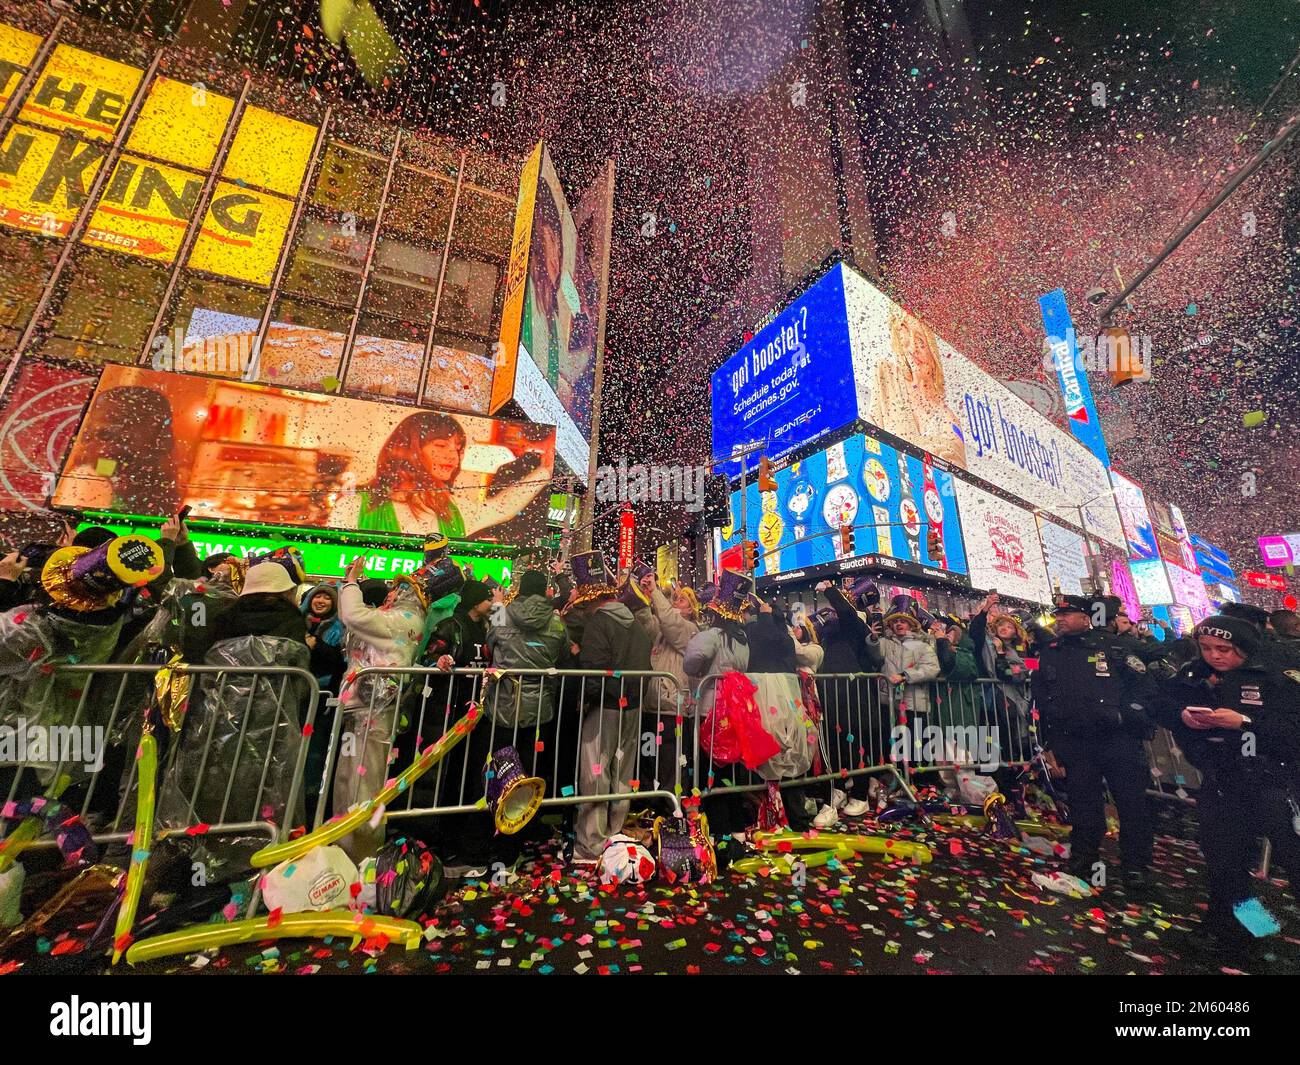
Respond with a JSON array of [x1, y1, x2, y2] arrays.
[[618, 508, 635, 572], [491, 140, 543, 414], [1039, 288, 1111, 469]]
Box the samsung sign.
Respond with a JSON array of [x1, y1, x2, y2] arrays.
[[710, 265, 858, 479]]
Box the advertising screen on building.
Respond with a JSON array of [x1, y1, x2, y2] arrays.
[[718, 431, 967, 584], [1112, 559, 1142, 623], [951, 479, 1051, 603], [710, 263, 858, 479], [1129, 557, 1174, 605], [1258, 533, 1300, 567], [52, 365, 555, 544], [0, 358, 97, 513], [76, 521, 513, 584], [840, 267, 1123, 548], [1037, 516, 1090, 597], [1110, 470, 1159, 561], [1166, 559, 1212, 622]]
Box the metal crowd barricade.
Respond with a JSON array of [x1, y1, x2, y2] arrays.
[[321, 667, 689, 829], [692, 672, 1040, 802], [1145, 726, 1201, 803], [2, 663, 320, 857]]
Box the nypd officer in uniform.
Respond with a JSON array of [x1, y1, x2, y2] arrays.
[[1033, 595, 1156, 892], [1151, 615, 1300, 945]]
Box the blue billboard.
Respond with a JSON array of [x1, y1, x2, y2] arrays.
[[719, 431, 967, 583], [710, 264, 858, 480], [1039, 288, 1111, 470]]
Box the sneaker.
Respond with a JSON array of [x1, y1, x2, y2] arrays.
[[841, 798, 872, 817], [830, 788, 848, 810], [442, 863, 488, 880], [812, 804, 839, 830]]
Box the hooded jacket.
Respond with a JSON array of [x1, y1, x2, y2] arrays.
[[485, 593, 570, 727], [185, 592, 307, 662], [818, 587, 883, 674], [301, 582, 346, 687], [578, 601, 653, 710]]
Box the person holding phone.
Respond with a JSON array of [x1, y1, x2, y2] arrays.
[[1150, 615, 1300, 947]]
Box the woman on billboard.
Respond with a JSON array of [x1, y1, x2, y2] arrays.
[[327, 411, 548, 538], [869, 308, 968, 468]]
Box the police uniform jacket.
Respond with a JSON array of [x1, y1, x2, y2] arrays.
[[1031, 628, 1156, 745]]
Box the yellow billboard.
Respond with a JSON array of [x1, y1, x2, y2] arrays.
[[0, 122, 106, 238], [18, 43, 142, 142], [83, 154, 201, 262], [187, 181, 296, 285], [0, 23, 41, 109], [491, 140, 542, 413], [126, 76, 235, 171], [222, 105, 316, 196]]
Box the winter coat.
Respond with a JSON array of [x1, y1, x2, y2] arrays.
[[1151, 657, 1300, 783], [484, 593, 570, 727], [578, 601, 653, 711], [873, 629, 941, 715], [301, 583, 346, 688], [157, 633, 312, 877], [337, 582, 427, 713], [933, 633, 982, 728], [640, 586, 699, 709], [683, 620, 751, 715]]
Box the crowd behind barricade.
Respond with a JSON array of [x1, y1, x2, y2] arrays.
[[0, 515, 1297, 950]]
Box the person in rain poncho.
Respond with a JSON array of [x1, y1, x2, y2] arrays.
[[156, 557, 311, 882], [331, 555, 432, 861]]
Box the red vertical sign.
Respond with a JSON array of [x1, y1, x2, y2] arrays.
[[618, 508, 635, 572]]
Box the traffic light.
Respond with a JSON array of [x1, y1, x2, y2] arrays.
[[757, 455, 777, 492], [926, 526, 943, 562], [839, 524, 854, 556], [742, 540, 759, 572]]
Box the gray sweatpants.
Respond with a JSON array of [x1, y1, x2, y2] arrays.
[[574, 705, 642, 860]]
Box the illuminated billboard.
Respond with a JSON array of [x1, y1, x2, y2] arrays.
[[53, 365, 555, 544], [718, 431, 968, 586], [1037, 516, 1090, 597], [0, 358, 97, 512], [952, 479, 1051, 603], [1109, 470, 1159, 561]]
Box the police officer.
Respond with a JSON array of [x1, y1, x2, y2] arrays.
[[1032, 594, 1156, 892], [1151, 615, 1300, 945]]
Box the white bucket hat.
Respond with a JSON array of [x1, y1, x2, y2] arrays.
[[240, 559, 297, 596]]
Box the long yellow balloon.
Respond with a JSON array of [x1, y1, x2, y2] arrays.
[[931, 814, 1071, 838], [250, 708, 481, 869], [124, 910, 422, 965], [112, 729, 157, 964], [754, 830, 933, 864], [731, 848, 850, 876]]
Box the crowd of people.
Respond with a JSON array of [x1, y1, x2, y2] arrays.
[[1, 518, 1297, 948]]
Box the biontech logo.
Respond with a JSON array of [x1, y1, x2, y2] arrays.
[[50, 997, 151, 1045]]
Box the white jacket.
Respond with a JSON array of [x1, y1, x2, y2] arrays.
[[873, 630, 941, 715], [338, 582, 427, 710]]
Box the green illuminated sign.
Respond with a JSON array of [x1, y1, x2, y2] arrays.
[[79, 522, 513, 584]]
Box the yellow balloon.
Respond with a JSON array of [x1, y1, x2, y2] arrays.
[[754, 830, 932, 864], [125, 910, 422, 965], [113, 728, 158, 964], [731, 848, 845, 877], [251, 708, 482, 869]]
